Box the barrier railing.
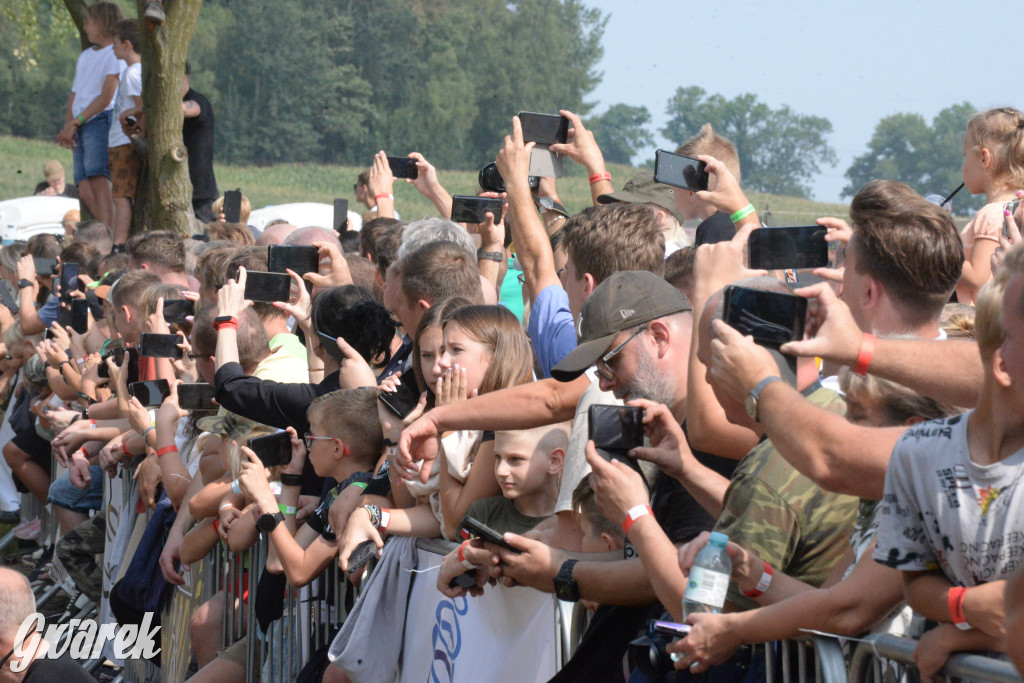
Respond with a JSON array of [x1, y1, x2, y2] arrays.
[[764, 636, 848, 683], [848, 633, 1021, 683]]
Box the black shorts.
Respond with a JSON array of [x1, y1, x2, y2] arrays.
[[10, 429, 53, 493]]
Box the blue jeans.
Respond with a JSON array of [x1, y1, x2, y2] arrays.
[[73, 109, 112, 183], [47, 467, 103, 513]]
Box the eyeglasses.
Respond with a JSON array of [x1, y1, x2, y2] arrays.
[[595, 326, 646, 382], [303, 432, 350, 455], [517, 273, 526, 286]]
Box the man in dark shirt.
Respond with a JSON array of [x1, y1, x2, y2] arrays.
[[34, 160, 79, 199], [181, 63, 217, 223]]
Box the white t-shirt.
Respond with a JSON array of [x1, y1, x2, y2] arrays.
[[109, 61, 142, 147], [71, 44, 124, 118], [873, 411, 1024, 586]]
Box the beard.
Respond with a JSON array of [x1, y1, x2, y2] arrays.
[[614, 347, 676, 406]]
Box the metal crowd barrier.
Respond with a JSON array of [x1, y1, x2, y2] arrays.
[[849, 633, 1021, 683], [763, 636, 847, 683]]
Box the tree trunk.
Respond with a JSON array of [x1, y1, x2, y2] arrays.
[[138, 0, 203, 236], [61, 0, 90, 50]]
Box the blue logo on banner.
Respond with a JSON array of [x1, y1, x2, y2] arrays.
[[428, 596, 469, 683]]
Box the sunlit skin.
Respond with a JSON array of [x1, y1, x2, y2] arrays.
[[417, 325, 444, 388], [437, 322, 492, 396]]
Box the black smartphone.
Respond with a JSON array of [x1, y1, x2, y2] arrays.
[[243, 270, 292, 303], [345, 540, 378, 576], [333, 198, 349, 233], [139, 332, 183, 359], [747, 226, 829, 271], [448, 570, 478, 590], [652, 620, 691, 639], [377, 372, 421, 418], [177, 383, 217, 411], [267, 245, 319, 278], [100, 346, 140, 383], [247, 431, 292, 468], [223, 190, 243, 223], [517, 112, 569, 145], [460, 516, 520, 553], [128, 379, 170, 408], [57, 306, 71, 328], [70, 298, 89, 334], [59, 262, 80, 302], [0, 282, 17, 313], [450, 195, 502, 225], [387, 156, 418, 180], [1004, 199, 1021, 240], [588, 405, 644, 453], [654, 150, 709, 192], [161, 299, 194, 324], [32, 257, 57, 277], [722, 285, 807, 349], [44, 328, 56, 340]]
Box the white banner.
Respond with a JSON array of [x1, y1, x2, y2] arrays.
[[399, 548, 559, 683]]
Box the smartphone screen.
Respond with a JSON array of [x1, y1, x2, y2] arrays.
[[747, 226, 829, 271], [223, 190, 243, 223], [177, 383, 217, 411], [588, 405, 644, 452], [387, 156, 418, 179], [247, 431, 292, 468], [71, 298, 89, 334], [377, 372, 421, 418], [32, 257, 56, 277], [267, 245, 319, 278], [653, 150, 709, 192], [243, 270, 292, 303], [450, 195, 502, 225], [517, 112, 569, 145], [139, 332, 183, 359], [128, 379, 170, 408], [59, 263, 80, 302], [333, 198, 349, 233], [722, 285, 807, 348], [162, 299, 195, 324], [57, 306, 71, 328]]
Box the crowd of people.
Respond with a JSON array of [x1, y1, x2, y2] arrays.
[[4, 2, 1024, 681]]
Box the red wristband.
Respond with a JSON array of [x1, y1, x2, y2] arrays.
[[588, 172, 612, 185], [948, 586, 971, 629], [212, 518, 220, 535], [853, 333, 876, 376], [374, 193, 393, 202], [742, 561, 774, 598], [378, 508, 391, 532], [122, 441, 130, 457], [214, 316, 238, 332], [457, 540, 475, 570], [156, 445, 178, 458], [621, 504, 653, 535]]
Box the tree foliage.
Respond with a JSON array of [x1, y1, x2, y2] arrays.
[[586, 104, 653, 165], [661, 86, 837, 198], [844, 102, 977, 211]]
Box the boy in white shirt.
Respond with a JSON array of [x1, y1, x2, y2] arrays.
[[109, 20, 143, 247]]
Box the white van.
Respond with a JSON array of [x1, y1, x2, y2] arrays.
[[248, 202, 363, 234], [0, 196, 78, 245]]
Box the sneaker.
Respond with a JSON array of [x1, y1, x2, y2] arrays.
[[143, 0, 165, 23], [13, 517, 40, 540], [0, 510, 20, 525]]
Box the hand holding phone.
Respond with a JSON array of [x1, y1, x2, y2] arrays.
[[654, 150, 709, 192], [747, 226, 828, 271], [59, 263, 81, 302], [588, 405, 646, 477], [247, 431, 292, 468], [161, 299, 195, 324], [450, 195, 503, 225], [223, 190, 243, 223], [243, 270, 292, 303], [70, 298, 89, 335], [177, 383, 217, 411], [722, 285, 806, 348], [387, 156, 418, 179], [267, 245, 320, 278], [345, 540, 378, 575], [517, 112, 569, 145], [139, 332, 184, 359], [377, 372, 422, 418], [128, 379, 171, 408], [460, 516, 520, 553]]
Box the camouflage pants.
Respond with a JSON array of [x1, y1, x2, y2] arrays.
[[56, 511, 105, 602]]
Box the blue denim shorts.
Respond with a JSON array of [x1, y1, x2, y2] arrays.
[[73, 109, 112, 183], [47, 467, 104, 513]]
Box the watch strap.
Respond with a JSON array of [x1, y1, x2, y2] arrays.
[[476, 249, 504, 263], [554, 558, 580, 602], [748, 375, 783, 422]]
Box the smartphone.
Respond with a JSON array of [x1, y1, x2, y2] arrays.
[[517, 112, 569, 145], [139, 332, 183, 359], [654, 150, 709, 192], [128, 379, 170, 408], [59, 262, 80, 302], [70, 298, 89, 334], [161, 299, 194, 324], [528, 146, 564, 178], [747, 226, 829, 271], [242, 270, 292, 303], [460, 516, 520, 553], [1004, 199, 1021, 240], [223, 190, 243, 223], [333, 198, 349, 233], [387, 156, 418, 180], [32, 257, 57, 277], [44, 328, 56, 340], [722, 285, 807, 349], [247, 431, 292, 468], [448, 570, 478, 590], [177, 383, 217, 411], [652, 620, 691, 639], [99, 346, 139, 382], [57, 306, 71, 328], [345, 540, 378, 576], [377, 372, 421, 418], [588, 405, 644, 452], [450, 195, 502, 225], [267, 245, 319, 278], [0, 282, 17, 313]]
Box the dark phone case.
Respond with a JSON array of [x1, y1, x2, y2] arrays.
[[333, 199, 349, 233], [128, 380, 170, 408], [104, 347, 140, 383], [377, 373, 421, 418], [747, 226, 829, 271], [162, 299, 195, 323], [517, 112, 569, 145], [59, 263, 80, 301], [722, 285, 807, 348], [33, 258, 56, 276], [460, 516, 520, 553], [587, 405, 644, 451], [71, 299, 89, 334], [267, 246, 319, 277], [177, 383, 216, 411], [248, 432, 292, 468], [451, 196, 502, 224], [139, 333, 183, 359], [345, 540, 378, 575], [449, 570, 477, 589], [387, 157, 418, 179], [223, 190, 243, 223], [654, 150, 709, 192], [0, 282, 18, 312], [243, 271, 292, 303]]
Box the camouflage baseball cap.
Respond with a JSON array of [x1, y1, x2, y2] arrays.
[[597, 171, 684, 224], [551, 271, 692, 382]]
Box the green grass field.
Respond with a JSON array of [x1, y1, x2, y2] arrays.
[[0, 135, 851, 223]]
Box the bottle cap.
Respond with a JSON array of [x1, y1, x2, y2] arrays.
[[709, 531, 729, 547]]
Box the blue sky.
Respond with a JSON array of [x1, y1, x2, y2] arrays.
[[584, 0, 1023, 202]]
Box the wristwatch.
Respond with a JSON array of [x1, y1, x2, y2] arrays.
[[256, 511, 285, 533], [18, 279, 32, 289], [745, 376, 783, 422], [553, 559, 580, 602], [476, 249, 504, 263]]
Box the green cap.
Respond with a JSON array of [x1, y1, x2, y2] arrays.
[[597, 171, 684, 224], [551, 271, 692, 382]]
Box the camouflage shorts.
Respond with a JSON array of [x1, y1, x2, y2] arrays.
[[55, 511, 105, 602]]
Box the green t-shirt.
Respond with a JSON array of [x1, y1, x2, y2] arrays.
[[465, 495, 549, 536], [269, 331, 307, 363]]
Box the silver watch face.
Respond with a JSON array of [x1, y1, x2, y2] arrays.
[[745, 393, 757, 420], [538, 197, 554, 211]]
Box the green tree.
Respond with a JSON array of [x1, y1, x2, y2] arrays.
[[661, 86, 836, 198], [586, 104, 653, 165], [844, 102, 977, 211]]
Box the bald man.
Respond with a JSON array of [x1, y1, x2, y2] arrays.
[[255, 221, 298, 246]]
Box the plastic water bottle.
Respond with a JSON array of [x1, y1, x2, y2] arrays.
[[682, 532, 732, 617]]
